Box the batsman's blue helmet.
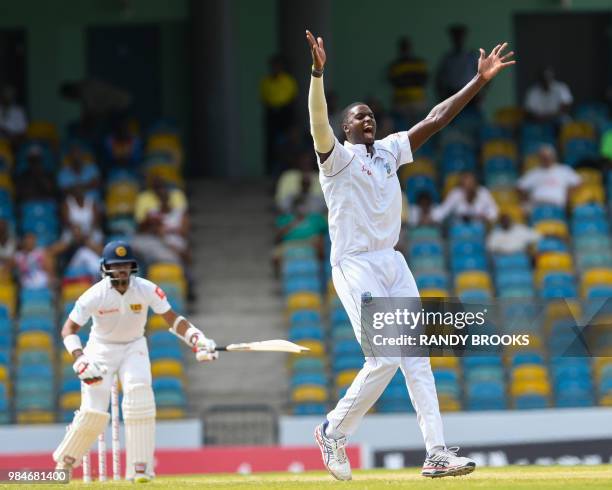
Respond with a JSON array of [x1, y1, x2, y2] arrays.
[[100, 240, 138, 277]]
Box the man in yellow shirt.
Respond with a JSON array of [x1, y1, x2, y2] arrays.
[[260, 55, 298, 174]]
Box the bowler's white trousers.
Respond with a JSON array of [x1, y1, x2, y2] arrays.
[[326, 248, 446, 453], [80, 337, 152, 412]]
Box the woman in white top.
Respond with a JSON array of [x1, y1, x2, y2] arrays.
[[432, 172, 499, 224], [61, 185, 103, 244]]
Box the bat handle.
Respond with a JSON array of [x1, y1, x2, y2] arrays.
[[215, 346, 228, 351]]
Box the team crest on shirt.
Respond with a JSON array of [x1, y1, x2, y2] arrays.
[[384, 162, 392, 175], [130, 303, 142, 313]]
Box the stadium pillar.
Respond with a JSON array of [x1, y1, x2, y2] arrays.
[[191, 0, 241, 177], [278, 0, 332, 122]]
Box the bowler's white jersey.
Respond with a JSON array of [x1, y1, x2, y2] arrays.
[[318, 132, 413, 266], [69, 276, 171, 343]]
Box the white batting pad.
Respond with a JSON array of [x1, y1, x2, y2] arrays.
[[53, 409, 110, 468], [122, 384, 156, 480]]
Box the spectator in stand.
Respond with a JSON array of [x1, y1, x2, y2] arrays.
[[0, 219, 16, 279], [387, 36, 429, 124], [60, 186, 103, 245], [524, 67, 573, 123], [131, 212, 182, 266], [134, 176, 187, 225], [408, 191, 436, 226], [57, 143, 101, 201], [104, 117, 142, 169], [260, 54, 298, 173], [517, 144, 581, 209], [16, 145, 56, 202], [272, 195, 327, 277], [0, 84, 27, 144], [486, 213, 540, 255], [275, 151, 325, 214], [49, 185, 104, 278], [435, 25, 479, 102], [14, 232, 55, 289], [432, 172, 499, 224]]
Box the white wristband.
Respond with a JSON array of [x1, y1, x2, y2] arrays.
[[172, 315, 187, 332], [63, 334, 83, 354]]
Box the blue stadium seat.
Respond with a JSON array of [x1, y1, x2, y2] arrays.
[[511, 352, 544, 367], [289, 325, 324, 342], [496, 270, 533, 289], [416, 273, 448, 290], [332, 356, 364, 373], [530, 205, 565, 224], [149, 331, 177, 348], [284, 276, 320, 295], [291, 357, 326, 373], [406, 176, 440, 204], [451, 240, 485, 257], [283, 258, 319, 278], [19, 316, 55, 333], [451, 254, 487, 272], [153, 377, 184, 392], [150, 345, 183, 361], [573, 203, 605, 220], [61, 379, 81, 394], [536, 237, 568, 253], [410, 241, 443, 258], [449, 221, 485, 241], [493, 253, 530, 270], [290, 372, 327, 388], [466, 381, 506, 410], [290, 310, 321, 326], [294, 403, 327, 415], [330, 308, 350, 326], [514, 395, 548, 409], [572, 219, 609, 236], [332, 340, 362, 357]]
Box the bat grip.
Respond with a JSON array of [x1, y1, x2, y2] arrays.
[[215, 346, 228, 351]]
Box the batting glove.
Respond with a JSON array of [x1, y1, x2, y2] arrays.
[[73, 355, 108, 385], [192, 335, 218, 362]]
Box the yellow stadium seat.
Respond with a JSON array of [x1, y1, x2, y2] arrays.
[[0, 139, 13, 167], [600, 394, 612, 407], [0, 173, 14, 194], [577, 168, 603, 186], [522, 153, 540, 173], [399, 158, 436, 181], [26, 121, 60, 146], [0, 284, 16, 315], [581, 268, 612, 297], [594, 356, 612, 376], [560, 121, 596, 147], [494, 107, 524, 127], [157, 407, 186, 419], [61, 350, 74, 365], [335, 370, 359, 388], [327, 278, 336, 298], [146, 164, 183, 188], [482, 139, 518, 162], [499, 204, 525, 223], [455, 271, 492, 292], [420, 289, 448, 298], [492, 188, 519, 206], [543, 301, 581, 333], [17, 331, 53, 351], [291, 385, 328, 403], [511, 365, 548, 382], [510, 380, 551, 397], [287, 292, 322, 312], [146, 135, 183, 167], [443, 173, 461, 197], [294, 340, 325, 357], [535, 220, 569, 239], [151, 360, 184, 378], [537, 252, 573, 271], [148, 263, 184, 283], [0, 366, 9, 383], [430, 357, 460, 369], [17, 411, 56, 424], [504, 334, 544, 352], [62, 283, 90, 303], [570, 184, 605, 208], [60, 392, 81, 411], [148, 315, 168, 331], [438, 396, 461, 412]]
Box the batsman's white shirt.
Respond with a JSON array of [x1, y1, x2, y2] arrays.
[[318, 131, 413, 267], [69, 276, 171, 343]]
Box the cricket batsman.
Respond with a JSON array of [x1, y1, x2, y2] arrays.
[[306, 29, 515, 479], [53, 240, 217, 482]]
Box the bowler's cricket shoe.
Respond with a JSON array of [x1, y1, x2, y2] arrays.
[[314, 422, 352, 480], [134, 472, 152, 483], [421, 446, 476, 478]]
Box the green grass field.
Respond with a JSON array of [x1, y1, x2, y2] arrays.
[[2, 465, 611, 489]]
